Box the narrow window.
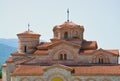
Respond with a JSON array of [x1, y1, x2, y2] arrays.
[[64, 32, 68, 39], [60, 54, 63, 60], [24, 46, 27, 53], [101, 58, 103, 63], [99, 58, 104, 64], [64, 54, 67, 60], [99, 58, 101, 63], [59, 54, 67, 60]]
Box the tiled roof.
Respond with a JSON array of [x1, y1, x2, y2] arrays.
[[44, 64, 73, 71], [60, 21, 78, 27], [34, 50, 48, 55], [79, 49, 119, 56], [17, 31, 40, 36], [81, 41, 98, 50], [6, 56, 34, 64], [37, 42, 52, 49], [0, 79, 2, 81], [72, 65, 120, 75], [53, 21, 84, 32], [6, 57, 13, 63], [80, 50, 95, 54], [12, 65, 46, 76], [11, 52, 27, 56], [12, 65, 120, 76], [105, 50, 119, 55], [48, 40, 81, 48]]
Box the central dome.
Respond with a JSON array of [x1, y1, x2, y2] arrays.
[[60, 21, 78, 27], [52, 21, 84, 42], [53, 21, 84, 31]]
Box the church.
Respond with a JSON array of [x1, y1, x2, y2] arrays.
[[2, 11, 120, 81]]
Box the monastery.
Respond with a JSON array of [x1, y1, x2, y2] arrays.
[[2, 11, 120, 81]]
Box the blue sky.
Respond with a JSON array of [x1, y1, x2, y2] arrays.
[[0, 0, 120, 50]]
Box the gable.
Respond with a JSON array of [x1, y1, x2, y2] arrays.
[[43, 64, 73, 71], [49, 42, 78, 60], [48, 40, 81, 49], [91, 48, 119, 56]]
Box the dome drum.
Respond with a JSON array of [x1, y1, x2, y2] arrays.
[[17, 31, 40, 54], [53, 22, 84, 41]]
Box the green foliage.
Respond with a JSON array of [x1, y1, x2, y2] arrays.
[[0, 71, 2, 78], [0, 66, 2, 78]]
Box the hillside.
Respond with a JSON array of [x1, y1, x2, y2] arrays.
[[0, 38, 17, 66], [0, 38, 45, 66], [0, 38, 18, 47], [0, 43, 17, 66]]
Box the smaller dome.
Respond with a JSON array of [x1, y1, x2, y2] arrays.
[[17, 30, 40, 36]]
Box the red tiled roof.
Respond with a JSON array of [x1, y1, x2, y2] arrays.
[[17, 31, 40, 36], [37, 42, 52, 49], [11, 52, 27, 56], [72, 65, 120, 75], [79, 49, 119, 56], [0, 79, 2, 81], [12, 65, 46, 76], [6, 56, 34, 63], [6, 57, 13, 63], [34, 50, 48, 55], [81, 41, 98, 50], [105, 50, 119, 55], [60, 21, 78, 27], [44, 64, 73, 71], [48, 40, 81, 48], [53, 22, 84, 32], [12, 65, 120, 76], [80, 50, 95, 54]]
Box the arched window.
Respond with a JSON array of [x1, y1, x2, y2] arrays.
[[73, 31, 79, 38], [24, 46, 27, 53], [60, 54, 63, 60], [99, 58, 103, 64], [64, 54, 67, 60], [64, 32, 68, 39], [92, 54, 109, 64], [59, 54, 67, 60]]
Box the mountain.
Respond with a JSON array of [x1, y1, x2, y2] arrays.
[[0, 38, 18, 47], [0, 38, 17, 66], [0, 43, 17, 66], [0, 38, 46, 66]]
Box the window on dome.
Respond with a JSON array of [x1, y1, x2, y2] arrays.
[[64, 32, 68, 39], [73, 31, 79, 38]]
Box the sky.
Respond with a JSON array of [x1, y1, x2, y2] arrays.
[[0, 0, 120, 50]]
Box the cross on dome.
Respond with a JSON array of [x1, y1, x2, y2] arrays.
[[67, 8, 70, 22], [28, 23, 30, 32]]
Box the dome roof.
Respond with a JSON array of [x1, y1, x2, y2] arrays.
[[60, 21, 78, 27], [17, 30, 40, 36], [53, 21, 84, 31]]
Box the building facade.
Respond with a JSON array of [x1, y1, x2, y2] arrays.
[[2, 20, 120, 81]]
